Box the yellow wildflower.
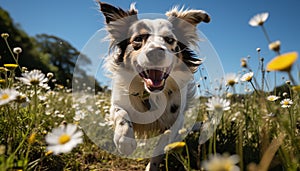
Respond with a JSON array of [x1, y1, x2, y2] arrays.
[[4, 64, 18, 70], [45, 150, 53, 156], [292, 85, 300, 92], [164, 141, 186, 153], [0, 67, 7, 72], [0, 79, 5, 84], [0, 145, 6, 155], [28, 133, 36, 144], [266, 52, 298, 72]]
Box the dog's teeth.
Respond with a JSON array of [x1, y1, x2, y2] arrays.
[[144, 70, 149, 78], [166, 67, 171, 74]]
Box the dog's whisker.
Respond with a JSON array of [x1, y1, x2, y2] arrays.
[[173, 47, 189, 54]]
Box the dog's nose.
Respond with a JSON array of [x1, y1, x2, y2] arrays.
[[146, 48, 165, 61]]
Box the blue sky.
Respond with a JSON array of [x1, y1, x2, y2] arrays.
[[1, 0, 300, 91]]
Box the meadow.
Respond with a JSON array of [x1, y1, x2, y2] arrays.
[[0, 12, 299, 171]]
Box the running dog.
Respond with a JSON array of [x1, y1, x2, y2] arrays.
[[98, 2, 210, 170]]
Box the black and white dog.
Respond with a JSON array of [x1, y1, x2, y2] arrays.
[[98, 1, 210, 170]]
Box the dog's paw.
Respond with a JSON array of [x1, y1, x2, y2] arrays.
[[114, 118, 137, 155]]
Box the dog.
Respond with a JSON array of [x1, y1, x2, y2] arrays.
[[98, 1, 210, 170]]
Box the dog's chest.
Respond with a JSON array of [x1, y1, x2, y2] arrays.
[[127, 88, 182, 135]]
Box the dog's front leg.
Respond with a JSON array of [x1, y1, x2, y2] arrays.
[[111, 106, 137, 155]]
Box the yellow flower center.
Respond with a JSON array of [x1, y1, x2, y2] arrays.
[[209, 163, 233, 171], [1, 93, 9, 100], [268, 97, 275, 101], [258, 21, 264, 26], [58, 134, 71, 144], [214, 104, 224, 112], [245, 76, 252, 81], [283, 101, 290, 105], [227, 80, 236, 86], [223, 162, 233, 171], [30, 79, 40, 85]]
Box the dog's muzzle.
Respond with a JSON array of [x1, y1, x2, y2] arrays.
[[136, 66, 171, 92], [135, 48, 172, 92]]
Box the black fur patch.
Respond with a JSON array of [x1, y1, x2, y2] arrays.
[[142, 99, 151, 111], [99, 2, 137, 24], [116, 38, 129, 64], [170, 104, 179, 113], [177, 41, 202, 73], [167, 90, 173, 96]]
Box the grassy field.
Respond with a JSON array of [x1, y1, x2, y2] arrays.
[[0, 12, 299, 171]]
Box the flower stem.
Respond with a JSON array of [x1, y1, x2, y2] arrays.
[[33, 85, 39, 127], [261, 25, 271, 44], [238, 125, 244, 170], [250, 81, 260, 95], [213, 131, 217, 154], [185, 143, 191, 171], [208, 135, 213, 156], [3, 38, 17, 63], [165, 152, 169, 171], [260, 58, 265, 91], [3, 37, 21, 71], [287, 71, 297, 86]]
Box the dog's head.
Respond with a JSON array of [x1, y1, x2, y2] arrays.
[[99, 2, 210, 93]]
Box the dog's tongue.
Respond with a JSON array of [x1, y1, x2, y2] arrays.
[[146, 70, 164, 87]]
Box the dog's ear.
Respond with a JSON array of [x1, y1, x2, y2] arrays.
[[98, 1, 138, 44], [166, 7, 210, 46], [166, 8, 210, 26], [166, 7, 209, 73]]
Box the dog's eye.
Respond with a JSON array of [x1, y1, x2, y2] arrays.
[[132, 34, 149, 50], [133, 35, 144, 43], [164, 36, 176, 45]]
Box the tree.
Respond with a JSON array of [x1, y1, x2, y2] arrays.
[[35, 34, 92, 87], [0, 7, 103, 91], [0, 7, 55, 73]]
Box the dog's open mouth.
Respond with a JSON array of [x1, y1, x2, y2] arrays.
[[136, 64, 171, 92]]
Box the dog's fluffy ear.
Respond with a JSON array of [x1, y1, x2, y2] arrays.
[[166, 8, 210, 26], [166, 7, 209, 73], [98, 1, 138, 44], [166, 7, 210, 46]]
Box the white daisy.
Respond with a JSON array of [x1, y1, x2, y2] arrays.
[[249, 12, 269, 27], [267, 95, 280, 102], [45, 123, 83, 154], [206, 96, 230, 113], [178, 128, 187, 135], [268, 40, 281, 52], [240, 72, 254, 82], [225, 73, 239, 86], [13, 47, 22, 54], [0, 89, 19, 106], [202, 153, 240, 171], [73, 110, 86, 121], [17, 69, 49, 88], [280, 98, 293, 108]]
